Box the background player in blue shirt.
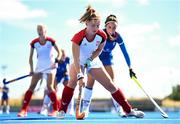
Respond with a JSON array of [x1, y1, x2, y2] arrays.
[[0, 84, 10, 114], [81, 14, 142, 117]]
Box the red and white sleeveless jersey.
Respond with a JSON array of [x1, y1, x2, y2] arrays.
[[71, 28, 107, 66], [30, 37, 56, 73]]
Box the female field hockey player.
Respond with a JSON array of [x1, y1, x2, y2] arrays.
[[81, 14, 142, 117], [0, 84, 10, 114], [40, 49, 74, 116], [17, 24, 61, 117], [58, 5, 144, 119]]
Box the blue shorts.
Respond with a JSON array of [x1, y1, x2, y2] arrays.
[[56, 74, 69, 84], [2, 95, 8, 100], [99, 52, 114, 66]]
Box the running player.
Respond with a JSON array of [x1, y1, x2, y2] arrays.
[[40, 49, 74, 116], [58, 5, 144, 119], [0, 84, 10, 114], [81, 14, 138, 117], [17, 24, 61, 117]]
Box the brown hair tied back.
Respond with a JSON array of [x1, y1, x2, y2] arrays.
[[105, 14, 118, 25]]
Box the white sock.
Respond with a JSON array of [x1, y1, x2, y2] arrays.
[[43, 95, 51, 107], [82, 87, 93, 112]]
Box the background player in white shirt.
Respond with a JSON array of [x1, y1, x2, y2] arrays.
[[17, 24, 61, 117]]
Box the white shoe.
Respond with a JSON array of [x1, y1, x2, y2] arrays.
[[40, 105, 48, 116], [115, 106, 126, 117], [40, 109, 48, 116], [6, 110, 9, 114], [0, 106, 3, 114], [6, 106, 10, 114], [127, 108, 145, 118], [81, 100, 90, 118], [67, 108, 75, 116], [58, 110, 65, 119]]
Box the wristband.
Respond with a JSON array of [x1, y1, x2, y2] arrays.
[[77, 73, 84, 80]]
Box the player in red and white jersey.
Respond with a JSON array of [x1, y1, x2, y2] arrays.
[[17, 24, 61, 117], [58, 5, 144, 119], [72, 27, 106, 69], [31, 37, 57, 74]]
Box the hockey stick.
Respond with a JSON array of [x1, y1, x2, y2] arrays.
[[132, 76, 168, 118], [3, 67, 54, 85], [34, 78, 44, 93], [76, 85, 85, 120], [3, 74, 31, 85]]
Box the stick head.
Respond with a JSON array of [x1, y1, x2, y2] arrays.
[[76, 112, 85, 120], [3, 78, 6, 84], [162, 113, 168, 118]]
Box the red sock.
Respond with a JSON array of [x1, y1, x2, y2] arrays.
[[112, 89, 132, 113], [49, 91, 58, 111], [22, 90, 33, 111], [59, 86, 74, 113]]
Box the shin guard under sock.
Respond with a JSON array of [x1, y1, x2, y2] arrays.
[[112, 89, 131, 113], [49, 91, 58, 111], [59, 86, 74, 113], [22, 90, 33, 111]]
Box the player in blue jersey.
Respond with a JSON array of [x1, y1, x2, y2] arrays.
[[40, 49, 74, 116], [0, 84, 10, 114], [81, 14, 144, 118]]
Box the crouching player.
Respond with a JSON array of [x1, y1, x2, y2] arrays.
[[58, 5, 145, 119]]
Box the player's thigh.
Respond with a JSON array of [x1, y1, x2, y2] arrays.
[[89, 68, 117, 93], [67, 64, 78, 88], [104, 65, 115, 82], [29, 73, 42, 90], [86, 74, 95, 88], [46, 73, 55, 88]]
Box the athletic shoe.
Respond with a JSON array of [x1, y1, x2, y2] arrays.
[[48, 110, 59, 117], [127, 108, 145, 118], [40, 105, 48, 116], [40, 108, 48, 116], [6, 110, 10, 114], [0, 106, 3, 114], [17, 109, 27, 117], [81, 100, 90, 118], [67, 108, 75, 116], [6, 105, 10, 114], [118, 107, 127, 117], [58, 110, 65, 119]]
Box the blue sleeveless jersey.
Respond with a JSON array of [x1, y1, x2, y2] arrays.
[[55, 57, 70, 83]]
